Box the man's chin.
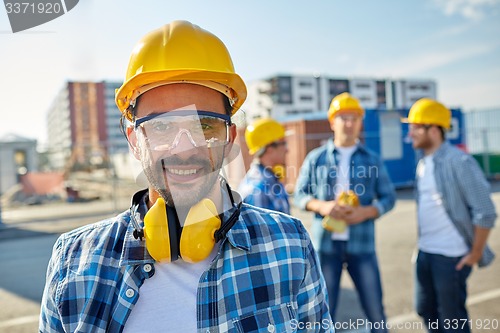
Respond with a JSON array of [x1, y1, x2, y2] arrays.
[[167, 177, 218, 206], [412, 142, 424, 149]]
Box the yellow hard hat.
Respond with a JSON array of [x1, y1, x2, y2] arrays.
[[327, 92, 365, 121], [115, 20, 247, 121], [245, 118, 286, 155], [403, 98, 451, 129]]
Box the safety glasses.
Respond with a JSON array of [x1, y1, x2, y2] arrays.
[[409, 124, 433, 131], [269, 141, 287, 148], [134, 110, 231, 151], [335, 114, 362, 123]]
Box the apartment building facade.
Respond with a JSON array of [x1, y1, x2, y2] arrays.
[[46, 81, 128, 171], [242, 74, 437, 121]]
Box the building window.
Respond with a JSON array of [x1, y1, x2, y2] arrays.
[[300, 95, 313, 101], [280, 93, 292, 103], [279, 77, 291, 89], [376, 81, 386, 106], [408, 84, 430, 91], [355, 83, 371, 89], [329, 79, 349, 97]]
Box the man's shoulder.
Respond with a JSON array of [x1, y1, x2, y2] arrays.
[[305, 144, 329, 162], [240, 203, 305, 235], [356, 144, 382, 161], [57, 210, 131, 254], [438, 143, 474, 163]]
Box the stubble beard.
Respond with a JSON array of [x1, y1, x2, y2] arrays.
[[413, 134, 433, 150], [142, 153, 224, 209]]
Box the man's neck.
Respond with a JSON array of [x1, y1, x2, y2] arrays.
[[257, 156, 273, 169], [423, 141, 443, 156], [147, 183, 225, 218], [334, 139, 357, 148]]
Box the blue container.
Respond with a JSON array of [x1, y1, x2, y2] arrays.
[[362, 108, 464, 188]]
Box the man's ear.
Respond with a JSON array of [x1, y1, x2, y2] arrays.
[[126, 127, 141, 160], [228, 123, 237, 144], [223, 124, 238, 162], [329, 118, 336, 132]]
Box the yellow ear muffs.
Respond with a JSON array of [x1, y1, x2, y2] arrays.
[[143, 197, 222, 263], [180, 199, 221, 263], [143, 197, 171, 262], [272, 164, 286, 181]]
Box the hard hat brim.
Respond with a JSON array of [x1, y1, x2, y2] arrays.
[[116, 69, 247, 119]]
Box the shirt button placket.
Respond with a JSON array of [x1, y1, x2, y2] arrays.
[[125, 288, 135, 298]]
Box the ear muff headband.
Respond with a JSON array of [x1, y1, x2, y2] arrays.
[[130, 180, 241, 263]]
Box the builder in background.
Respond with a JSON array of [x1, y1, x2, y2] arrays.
[[295, 92, 396, 333], [404, 98, 497, 333], [238, 118, 290, 214]]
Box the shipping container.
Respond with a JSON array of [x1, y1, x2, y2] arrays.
[[227, 108, 465, 191]]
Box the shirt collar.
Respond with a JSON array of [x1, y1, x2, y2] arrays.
[[120, 189, 153, 266], [326, 138, 365, 155], [255, 162, 279, 180], [432, 141, 451, 161]]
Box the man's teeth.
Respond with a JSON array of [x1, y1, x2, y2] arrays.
[[168, 168, 197, 175]]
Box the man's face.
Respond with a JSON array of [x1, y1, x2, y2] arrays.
[[129, 83, 235, 208], [267, 139, 288, 166], [408, 124, 433, 150], [330, 111, 363, 146]]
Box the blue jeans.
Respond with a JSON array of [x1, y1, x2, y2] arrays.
[[320, 241, 388, 333], [415, 251, 472, 333]]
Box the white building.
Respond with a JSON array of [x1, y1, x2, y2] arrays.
[[0, 133, 38, 194], [46, 84, 72, 170], [104, 81, 129, 155], [242, 74, 437, 121]]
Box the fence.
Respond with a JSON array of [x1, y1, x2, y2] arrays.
[[464, 108, 500, 178]]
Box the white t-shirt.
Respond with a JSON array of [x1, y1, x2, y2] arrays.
[[331, 145, 357, 241], [123, 246, 217, 332], [417, 155, 469, 257]]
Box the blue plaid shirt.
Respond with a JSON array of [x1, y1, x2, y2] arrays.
[[39, 191, 332, 332], [416, 142, 497, 267], [238, 163, 291, 214], [294, 139, 396, 254]]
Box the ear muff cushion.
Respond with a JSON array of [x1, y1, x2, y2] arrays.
[[180, 199, 221, 263], [144, 197, 172, 262]]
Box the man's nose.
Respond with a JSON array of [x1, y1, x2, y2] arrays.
[[169, 129, 199, 156]]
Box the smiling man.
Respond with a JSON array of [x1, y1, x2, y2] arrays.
[[39, 20, 332, 333]]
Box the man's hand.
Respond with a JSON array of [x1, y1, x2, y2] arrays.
[[455, 227, 491, 270], [318, 200, 352, 220], [344, 206, 379, 225], [455, 252, 481, 270]]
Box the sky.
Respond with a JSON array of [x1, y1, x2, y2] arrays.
[[1, 0, 499, 147]]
